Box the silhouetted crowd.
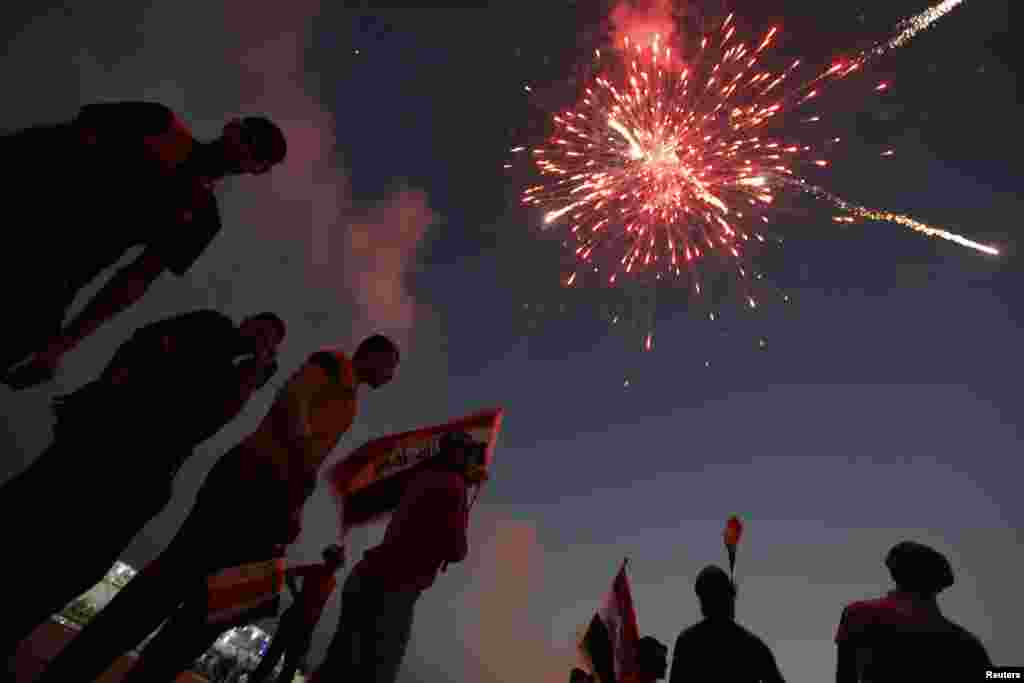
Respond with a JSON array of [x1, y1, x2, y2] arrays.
[[0, 101, 1005, 683]]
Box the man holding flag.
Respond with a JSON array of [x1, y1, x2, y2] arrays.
[[35, 335, 402, 683], [249, 544, 346, 683], [312, 418, 501, 683]]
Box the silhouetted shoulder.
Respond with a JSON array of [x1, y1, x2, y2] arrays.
[[307, 349, 353, 386], [141, 309, 235, 343], [835, 597, 889, 643], [170, 308, 234, 329], [946, 621, 992, 666], [76, 101, 176, 138]]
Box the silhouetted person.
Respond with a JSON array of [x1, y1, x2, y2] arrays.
[[669, 566, 785, 683], [312, 430, 483, 683], [0, 309, 284, 665], [250, 544, 346, 683], [835, 541, 992, 683], [575, 634, 667, 683], [34, 335, 401, 683], [570, 668, 595, 683], [634, 635, 669, 682], [0, 102, 287, 390]]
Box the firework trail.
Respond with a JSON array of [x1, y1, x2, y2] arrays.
[[863, 0, 967, 61], [514, 1, 989, 294], [510, 1, 988, 355], [787, 178, 999, 255]]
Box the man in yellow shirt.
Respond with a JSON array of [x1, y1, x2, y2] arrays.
[[35, 335, 401, 683]]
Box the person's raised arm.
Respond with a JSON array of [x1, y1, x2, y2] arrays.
[[61, 247, 167, 357], [3, 248, 168, 389]]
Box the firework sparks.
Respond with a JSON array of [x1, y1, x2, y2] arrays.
[[511, 2, 987, 357], [789, 179, 999, 255], [864, 0, 967, 60], [516, 0, 988, 291], [519, 19, 829, 288]]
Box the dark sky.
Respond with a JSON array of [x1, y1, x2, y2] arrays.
[[1, 0, 1020, 680]]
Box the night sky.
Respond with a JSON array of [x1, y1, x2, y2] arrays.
[[1, 1, 1020, 681]]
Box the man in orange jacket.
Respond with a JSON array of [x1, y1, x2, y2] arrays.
[[34, 335, 401, 683]]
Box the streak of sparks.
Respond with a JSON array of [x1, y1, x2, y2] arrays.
[[864, 0, 967, 61], [791, 179, 999, 255]]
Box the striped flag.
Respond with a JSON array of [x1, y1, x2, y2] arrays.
[[326, 408, 504, 537], [577, 560, 641, 683], [206, 558, 286, 625]]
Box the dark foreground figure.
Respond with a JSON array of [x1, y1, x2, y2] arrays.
[[835, 540, 992, 683], [33, 336, 400, 683], [670, 565, 786, 683], [0, 309, 284, 666], [0, 102, 287, 389]]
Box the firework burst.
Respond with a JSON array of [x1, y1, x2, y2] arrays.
[[511, 1, 993, 358], [514, 2, 993, 298]]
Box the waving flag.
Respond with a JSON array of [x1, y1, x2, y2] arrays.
[[206, 558, 286, 625], [577, 559, 641, 683], [723, 515, 744, 578], [326, 408, 504, 537]]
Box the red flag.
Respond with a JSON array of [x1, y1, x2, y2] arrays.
[[578, 559, 641, 683], [723, 515, 744, 576], [326, 408, 504, 537], [206, 558, 286, 625]]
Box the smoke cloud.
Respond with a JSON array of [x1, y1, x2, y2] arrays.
[[610, 0, 681, 52]]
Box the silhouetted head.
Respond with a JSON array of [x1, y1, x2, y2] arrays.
[[239, 312, 286, 357], [885, 541, 954, 597], [569, 668, 593, 683], [322, 544, 345, 570], [695, 565, 737, 620], [353, 334, 400, 389], [432, 431, 489, 483], [220, 116, 287, 175], [637, 636, 669, 680]]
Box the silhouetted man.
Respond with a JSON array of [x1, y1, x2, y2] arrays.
[[312, 430, 481, 683], [0, 309, 284, 665], [250, 544, 346, 683], [1, 102, 288, 389], [669, 566, 785, 683], [634, 635, 669, 682], [835, 541, 992, 683], [34, 335, 401, 683]]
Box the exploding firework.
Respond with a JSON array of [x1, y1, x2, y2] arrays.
[[510, 1, 992, 358], [514, 1, 992, 299]]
